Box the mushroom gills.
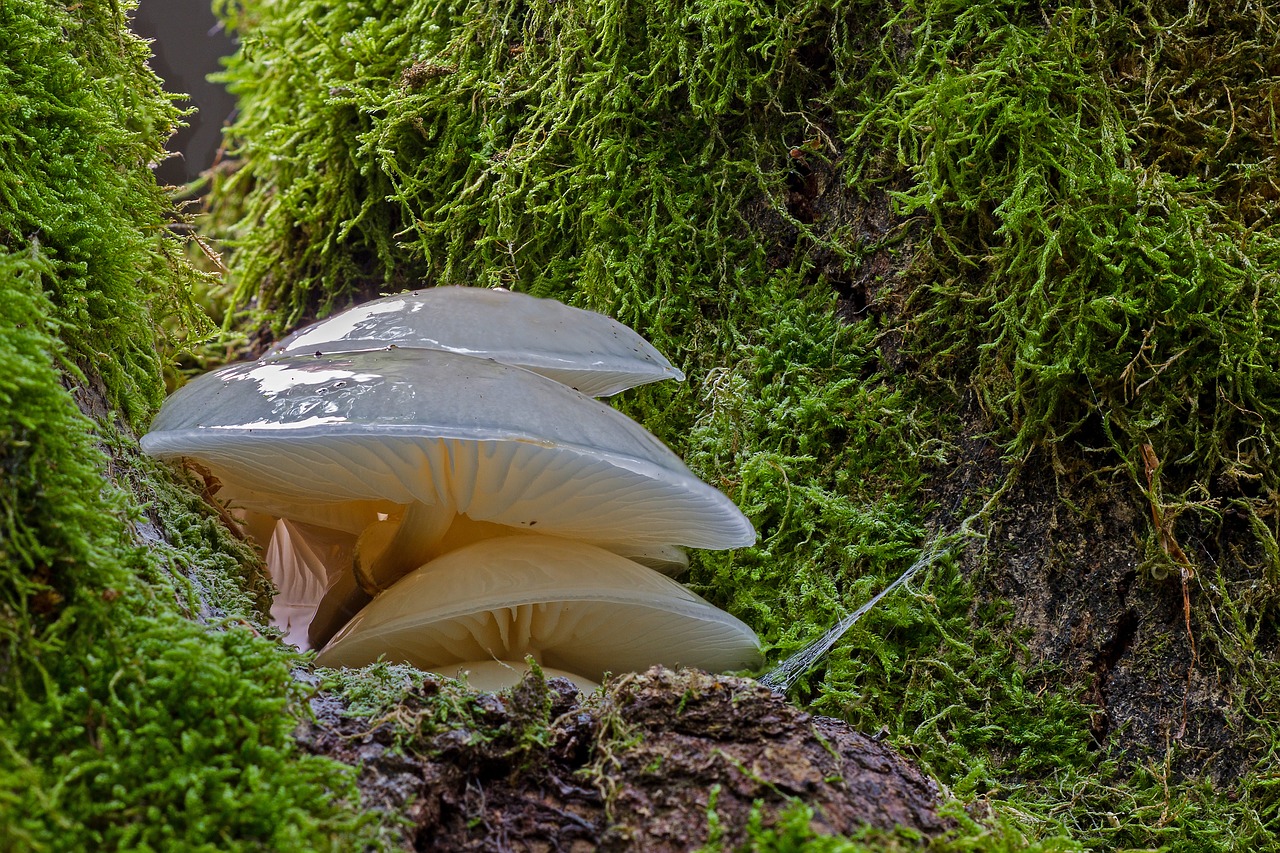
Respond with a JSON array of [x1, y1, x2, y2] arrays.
[[315, 535, 762, 685], [252, 519, 356, 647], [305, 516, 688, 649], [272, 509, 688, 650], [229, 510, 372, 650], [351, 508, 691, 595]]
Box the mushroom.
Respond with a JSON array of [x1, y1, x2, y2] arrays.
[[141, 349, 753, 554], [145, 291, 761, 683], [314, 535, 763, 691], [265, 286, 684, 397], [238, 286, 693, 631], [142, 348, 752, 646]]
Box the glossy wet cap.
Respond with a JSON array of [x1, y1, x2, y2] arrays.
[[314, 535, 763, 681], [141, 348, 755, 549], [266, 287, 684, 397]]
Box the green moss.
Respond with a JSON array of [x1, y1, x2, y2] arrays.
[[0, 0, 210, 424], [3, 619, 369, 850], [210, 0, 1280, 848], [131, 452, 276, 622], [0, 244, 133, 696], [868, 0, 1280, 503], [321, 660, 423, 717], [716, 799, 1089, 851], [0, 241, 373, 851], [0, 1, 378, 846], [319, 661, 565, 780], [212, 0, 880, 330]]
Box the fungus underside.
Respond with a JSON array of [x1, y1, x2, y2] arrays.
[[207, 0, 1280, 847]]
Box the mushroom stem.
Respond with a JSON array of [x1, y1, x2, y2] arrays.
[[256, 519, 356, 647], [234, 509, 280, 556], [352, 500, 454, 594], [309, 569, 370, 650]]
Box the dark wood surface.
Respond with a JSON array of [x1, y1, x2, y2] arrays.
[[131, 0, 236, 186]]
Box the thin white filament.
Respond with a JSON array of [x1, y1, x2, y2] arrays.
[[760, 503, 994, 694]]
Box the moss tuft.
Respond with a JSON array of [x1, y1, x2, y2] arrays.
[[3, 620, 369, 851], [0, 245, 133, 696], [0, 0, 210, 424], [867, 0, 1280, 505], [0, 1, 378, 846]]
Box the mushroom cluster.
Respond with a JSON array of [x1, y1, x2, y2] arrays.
[[142, 287, 761, 691]]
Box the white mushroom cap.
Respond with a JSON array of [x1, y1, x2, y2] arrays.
[[304, 516, 691, 650], [141, 349, 755, 549], [313, 535, 762, 682], [265, 287, 684, 397]]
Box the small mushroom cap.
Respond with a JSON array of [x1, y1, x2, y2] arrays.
[[141, 349, 754, 549], [266, 287, 684, 397], [313, 535, 763, 682]]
